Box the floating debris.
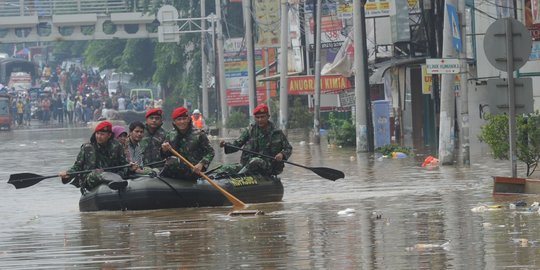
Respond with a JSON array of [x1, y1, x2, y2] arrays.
[[229, 210, 265, 216], [338, 208, 356, 215], [406, 241, 451, 251], [471, 205, 503, 212], [154, 231, 171, 236]]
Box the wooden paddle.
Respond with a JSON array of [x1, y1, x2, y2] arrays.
[[224, 143, 345, 181], [8, 160, 166, 189], [168, 148, 247, 209]]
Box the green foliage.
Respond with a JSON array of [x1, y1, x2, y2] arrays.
[[479, 112, 540, 176], [226, 109, 249, 129], [84, 40, 126, 70], [51, 41, 88, 63], [327, 112, 355, 146], [375, 144, 412, 156], [288, 97, 313, 129], [478, 114, 509, 160], [119, 39, 156, 84]]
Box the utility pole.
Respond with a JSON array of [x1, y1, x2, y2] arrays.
[[457, 0, 469, 166], [243, 0, 257, 115], [265, 47, 271, 114], [201, 0, 209, 118], [353, 0, 369, 152], [313, 0, 322, 144], [438, 0, 457, 165], [216, 0, 228, 126], [279, 0, 289, 132]]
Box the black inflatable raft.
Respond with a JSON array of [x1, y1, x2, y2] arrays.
[[79, 173, 284, 212]]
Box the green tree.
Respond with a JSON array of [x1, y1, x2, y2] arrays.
[[479, 112, 540, 176], [84, 39, 126, 70], [119, 39, 156, 84]]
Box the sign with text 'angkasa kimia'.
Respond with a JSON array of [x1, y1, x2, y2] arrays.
[[288, 75, 352, 95], [425, 58, 460, 74]]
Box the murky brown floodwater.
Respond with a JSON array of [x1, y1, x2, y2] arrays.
[[1, 123, 539, 269]]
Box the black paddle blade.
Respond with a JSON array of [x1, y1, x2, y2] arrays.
[[224, 144, 236, 154], [310, 167, 345, 181], [8, 173, 50, 189]]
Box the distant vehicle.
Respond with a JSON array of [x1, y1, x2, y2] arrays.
[[0, 94, 12, 130], [130, 88, 154, 100], [8, 72, 32, 93], [0, 58, 37, 88], [107, 72, 133, 96]]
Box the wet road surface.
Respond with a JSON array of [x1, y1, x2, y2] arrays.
[[1, 123, 539, 269]]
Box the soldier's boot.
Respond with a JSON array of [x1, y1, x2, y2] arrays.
[[108, 180, 128, 190]]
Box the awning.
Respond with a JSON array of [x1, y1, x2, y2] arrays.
[[369, 57, 427, 84]]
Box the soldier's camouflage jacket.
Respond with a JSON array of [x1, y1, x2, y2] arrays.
[[228, 121, 292, 174], [140, 124, 167, 166], [163, 125, 215, 168], [67, 135, 130, 189]]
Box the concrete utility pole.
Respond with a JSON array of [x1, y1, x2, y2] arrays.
[[265, 47, 271, 114], [201, 0, 209, 118], [216, 0, 228, 126], [353, 0, 369, 152], [438, 0, 457, 165], [279, 0, 289, 132], [457, 0, 469, 166], [313, 0, 322, 144], [243, 0, 257, 115]]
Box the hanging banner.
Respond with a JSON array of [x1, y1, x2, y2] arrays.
[[304, 3, 348, 50], [526, 0, 540, 40], [288, 75, 352, 95], [224, 38, 264, 90], [254, 0, 281, 47], [226, 85, 277, 107], [421, 65, 432, 94], [365, 0, 391, 17]]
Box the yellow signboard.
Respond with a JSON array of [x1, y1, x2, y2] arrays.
[[421, 65, 432, 94]]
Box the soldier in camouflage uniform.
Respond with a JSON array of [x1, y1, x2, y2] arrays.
[[59, 121, 137, 192], [161, 107, 215, 180], [140, 108, 167, 167], [219, 104, 292, 175]]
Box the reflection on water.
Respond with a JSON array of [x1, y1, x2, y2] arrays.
[[1, 126, 540, 268]]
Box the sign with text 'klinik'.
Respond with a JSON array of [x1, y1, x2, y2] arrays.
[[425, 58, 460, 74]]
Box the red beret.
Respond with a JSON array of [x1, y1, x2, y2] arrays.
[[171, 107, 189, 120], [95, 121, 112, 133], [145, 108, 163, 119], [253, 104, 269, 115]]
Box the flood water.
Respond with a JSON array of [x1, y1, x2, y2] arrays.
[[1, 123, 540, 269]]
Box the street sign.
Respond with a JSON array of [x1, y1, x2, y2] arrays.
[[446, 3, 462, 52], [484, 18, 532, 71], [426, 58, 460, 74], [487, 78, 533, 115], [157, 5, 180, 43]]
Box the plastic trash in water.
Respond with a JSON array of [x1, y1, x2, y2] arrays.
[[422, 155, 439, 167], [391, 152, 407, 159], [338, 208, 356, 215], [514, 200, 527, 207], [471, 205, 503, 212], [406, 240, 451, 251], [154, 231, 171, 236], [528, 201, 539, 211]]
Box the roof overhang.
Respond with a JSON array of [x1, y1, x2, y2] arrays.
[[369, 57, 427, 84]]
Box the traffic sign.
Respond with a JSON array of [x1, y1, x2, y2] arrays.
[[483, 18, 532, 72], [157, 5, 180, 43], [487, 78, 533, 115]]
